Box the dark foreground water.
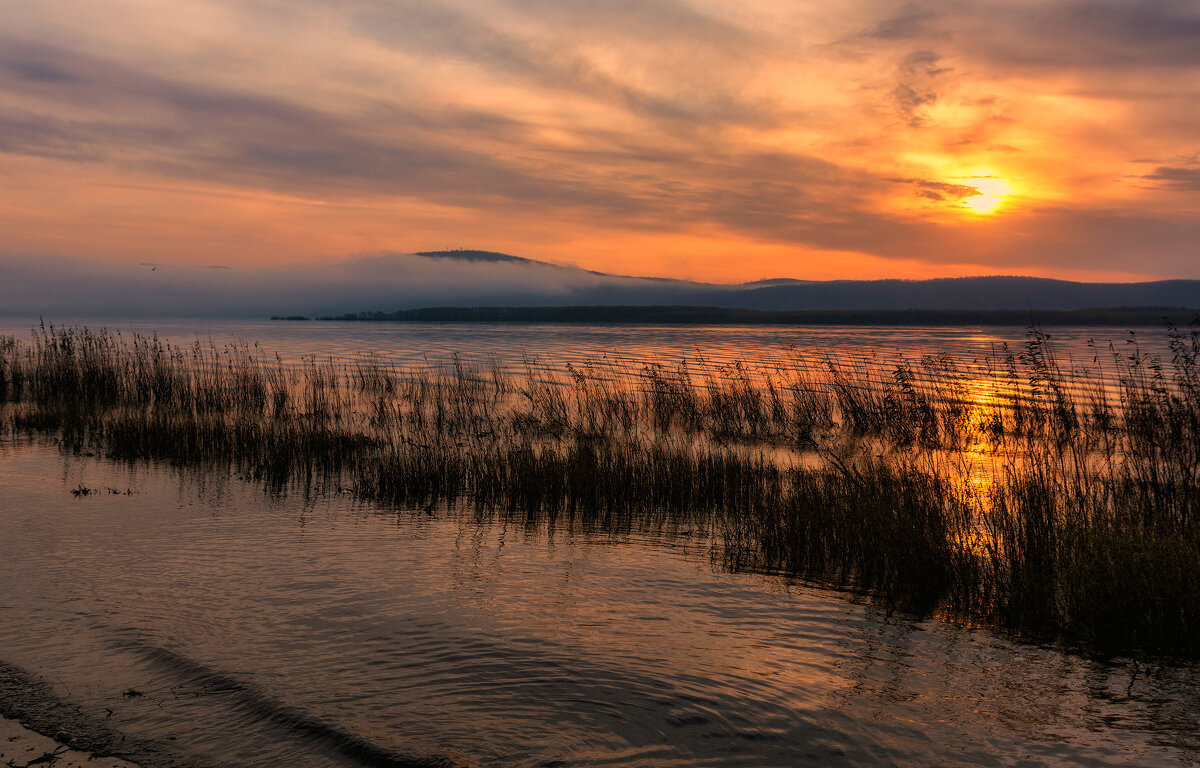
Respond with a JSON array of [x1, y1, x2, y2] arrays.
[[2, 442, 1199, 768]]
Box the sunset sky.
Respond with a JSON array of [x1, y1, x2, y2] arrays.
[[2, 0, 1198, 283]]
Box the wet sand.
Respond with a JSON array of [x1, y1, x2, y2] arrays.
[[0, 715, 139, 768]]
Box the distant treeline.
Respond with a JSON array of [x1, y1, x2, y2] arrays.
[[308, 305, 1200, 326]]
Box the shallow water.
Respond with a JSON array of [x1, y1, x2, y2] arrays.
[[1, 441, 1198, 767]]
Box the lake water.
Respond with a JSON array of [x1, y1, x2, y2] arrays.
[[1, 319, 1197, 767], [0, 317, 1175, 374]]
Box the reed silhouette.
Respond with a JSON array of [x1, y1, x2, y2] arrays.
[[2, 321, 1199, 656]]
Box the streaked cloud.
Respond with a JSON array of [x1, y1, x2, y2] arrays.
[[0, 0, 1197, 283], [1142, 166, 1200, 193]]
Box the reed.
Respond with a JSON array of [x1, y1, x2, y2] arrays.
[[2, 321, 1199, 657]]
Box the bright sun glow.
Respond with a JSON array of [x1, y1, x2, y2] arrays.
[[963, 177, 1012, 214]]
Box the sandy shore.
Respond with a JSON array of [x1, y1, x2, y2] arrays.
[[0, 715, 139, 768]]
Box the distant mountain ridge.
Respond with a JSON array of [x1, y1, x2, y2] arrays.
[[401, 251, 1200, 312], [697, 276, 1200, 311], [3, 249, 1198, 319], [414, 249, 536, 264]]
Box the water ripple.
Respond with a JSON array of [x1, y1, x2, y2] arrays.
[[1, 443, 1198, 767]]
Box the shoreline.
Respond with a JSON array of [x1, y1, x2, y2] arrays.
[[0, 660, 186, 768], [309, 304, 1200, 326], [0, 715, 140, 768]]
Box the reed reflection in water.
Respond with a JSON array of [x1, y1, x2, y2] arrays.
[[0, 444, 1197, 767]]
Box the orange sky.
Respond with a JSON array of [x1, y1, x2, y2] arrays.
[[2, 0, 1198, 283]]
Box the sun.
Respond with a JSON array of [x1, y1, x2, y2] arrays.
[[963, 177, 1012, 214]]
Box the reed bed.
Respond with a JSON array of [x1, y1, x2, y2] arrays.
[[2, 322, 1199, 657]]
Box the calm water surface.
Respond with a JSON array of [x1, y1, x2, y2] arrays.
[[0, 317, 1174, 373]]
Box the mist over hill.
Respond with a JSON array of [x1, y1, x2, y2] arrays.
[[2, 249, 1198, 319]]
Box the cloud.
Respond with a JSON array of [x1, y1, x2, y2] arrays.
[[0, 0, 1197, 281], [890, 50, 948, 126], [866, 4, 940, 40], [865, 0, 1200, 70], [1141, 166, 1200, 192], [0, 38, 644, 217], [891, 178, 980, 202], [317, 0, 772, 130]]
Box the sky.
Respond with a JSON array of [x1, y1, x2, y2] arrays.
[[2, 0, 1199, 284]]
